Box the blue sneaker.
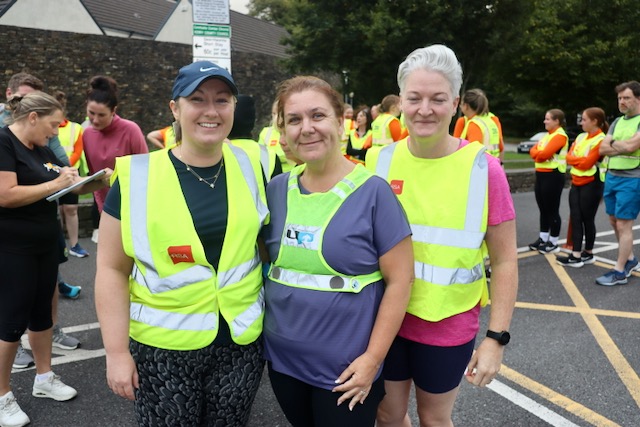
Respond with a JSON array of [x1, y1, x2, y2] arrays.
[[624, 258, 639, 278], [69, 243, 89, 258], [58, 282, 81, 299], [595, 270, 628, 286]]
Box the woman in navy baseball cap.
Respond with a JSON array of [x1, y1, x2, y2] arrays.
[[96, 61, 269, 426]]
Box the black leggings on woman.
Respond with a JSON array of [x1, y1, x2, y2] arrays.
[[535, 170, 565, 237], [131, 339, 264, 427], [569, 179, 603, 252], [268, 362, 386, 427]]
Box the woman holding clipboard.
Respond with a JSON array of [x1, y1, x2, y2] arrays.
[[0, 91, 110, 427]]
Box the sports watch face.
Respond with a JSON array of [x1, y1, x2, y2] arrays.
[[487, 330, 511, 345]]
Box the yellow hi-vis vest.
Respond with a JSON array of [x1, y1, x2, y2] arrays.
[[608, 115, 640, 170], [269, 164, 382, 292], [117, 144, 269, 350], [534, 128, 568, 172], [229, 138, 276, 182], [460, 114, 500, 158], [259, 126, 291, 172], [366, 140, 489, 321], [58, 121, 88, 174], [569, 132, 604, 177], [371, 113, 397, 146], [349, 128, 371, 150]]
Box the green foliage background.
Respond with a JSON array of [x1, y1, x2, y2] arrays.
[[248, 0, 640, 136]]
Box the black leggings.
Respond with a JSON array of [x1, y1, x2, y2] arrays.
[[131, 339, 264, 427], [0, 249, 57, 342], [569, 179, 603, 252], [268, 362, 386, 427], [535, 170, 565, 236]]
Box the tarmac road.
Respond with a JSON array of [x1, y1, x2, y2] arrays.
[[9, 189, 640, 426]]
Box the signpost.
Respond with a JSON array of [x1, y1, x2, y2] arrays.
[[192, 0, 231, 72]]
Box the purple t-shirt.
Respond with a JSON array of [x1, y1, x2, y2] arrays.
[[262, 171, 411, 390]]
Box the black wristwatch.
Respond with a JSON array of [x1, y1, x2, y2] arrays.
[[486, 330, 510, 345]]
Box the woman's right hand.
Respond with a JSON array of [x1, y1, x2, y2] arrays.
[[54, 166, 79, 190], [105, 351, 139, 400]]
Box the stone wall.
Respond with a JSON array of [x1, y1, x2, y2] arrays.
[[0, 25, 292, 138]]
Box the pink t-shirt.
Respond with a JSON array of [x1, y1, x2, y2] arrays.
[[398, 139, 515, 347], [83, 115, 148, 211]]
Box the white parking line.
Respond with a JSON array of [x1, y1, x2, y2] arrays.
[[488, 380, 581, 427]]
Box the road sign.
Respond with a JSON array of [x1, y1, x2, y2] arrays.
[[192, 0, 230, 24], [193, 36, 231, 58], [193, 24, 231, 37]]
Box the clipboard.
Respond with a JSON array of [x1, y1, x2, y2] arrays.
[[46, 169, 107, 202]]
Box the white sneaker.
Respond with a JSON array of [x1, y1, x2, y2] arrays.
[[91, 229, 99, 244], [0, 391, 30, 427], [32, 374, 77, 401]]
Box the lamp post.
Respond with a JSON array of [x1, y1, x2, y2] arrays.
[[342, 70, 349, 103]]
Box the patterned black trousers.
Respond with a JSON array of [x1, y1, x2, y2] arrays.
[[130, 338, 264, 427]]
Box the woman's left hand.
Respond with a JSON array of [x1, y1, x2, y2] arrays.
[[332, 352, 379, 410], [101, 168, 114, 187]]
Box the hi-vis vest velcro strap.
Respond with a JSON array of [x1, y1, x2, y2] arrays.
[[270, 266, 382, 293], [130, 302, 218, 331]]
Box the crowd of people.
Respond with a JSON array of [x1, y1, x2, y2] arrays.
[[1, 41, 638, 427]]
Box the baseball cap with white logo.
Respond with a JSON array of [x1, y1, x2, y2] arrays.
[[172, 61, 238, 100]]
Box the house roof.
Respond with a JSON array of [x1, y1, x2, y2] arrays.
[[0, 0, 289, 58], [229, 11, 288, 58], [0, 0, 15, 15], [81, 0, 177, 38]]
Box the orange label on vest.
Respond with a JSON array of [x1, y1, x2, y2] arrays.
[[390, 180, 404, 195], [168, 246, 195, 264]]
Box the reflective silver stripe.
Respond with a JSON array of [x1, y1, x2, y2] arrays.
[[465, 148, 488, 232], [129, 155, 213, 294], [231, 287, 264, 337], [227, 144, 269, 224], [259, 144, 270, 182], [218, 253, 260, 290], [130, 302, 217, 331], [414, 261, 484, 286], [374, 144, 398, 179], [330, 176, 356, 199], [411, 225, 485, 249], [270, 266, 372, 292]]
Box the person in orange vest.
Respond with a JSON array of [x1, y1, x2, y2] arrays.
[[528, 109, 569, 254], [146, 124, 176, 149], [556, 107, 608, 267], [368, 95, 403, 147], [453, 88, 504, 162]]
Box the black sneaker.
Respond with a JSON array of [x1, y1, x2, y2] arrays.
[[556, 254, 584, 268], [581, 252, 595, 265], [538, 241, 560, 254], [528, 237, 544, 251]]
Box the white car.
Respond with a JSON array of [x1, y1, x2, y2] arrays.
[[517, 132, 547, 154]]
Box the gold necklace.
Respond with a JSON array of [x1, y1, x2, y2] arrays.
[[179, 145, 225, 189]]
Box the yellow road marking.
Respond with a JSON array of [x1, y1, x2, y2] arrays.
[[500, 365, 620, 427], [514, 301, 640, 319], [544, 254, 640, 408]]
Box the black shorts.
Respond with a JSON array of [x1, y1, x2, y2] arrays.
[[0, 248, 57, 341], [383, 335, 475, 394], [58, 191, 79, 205]]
